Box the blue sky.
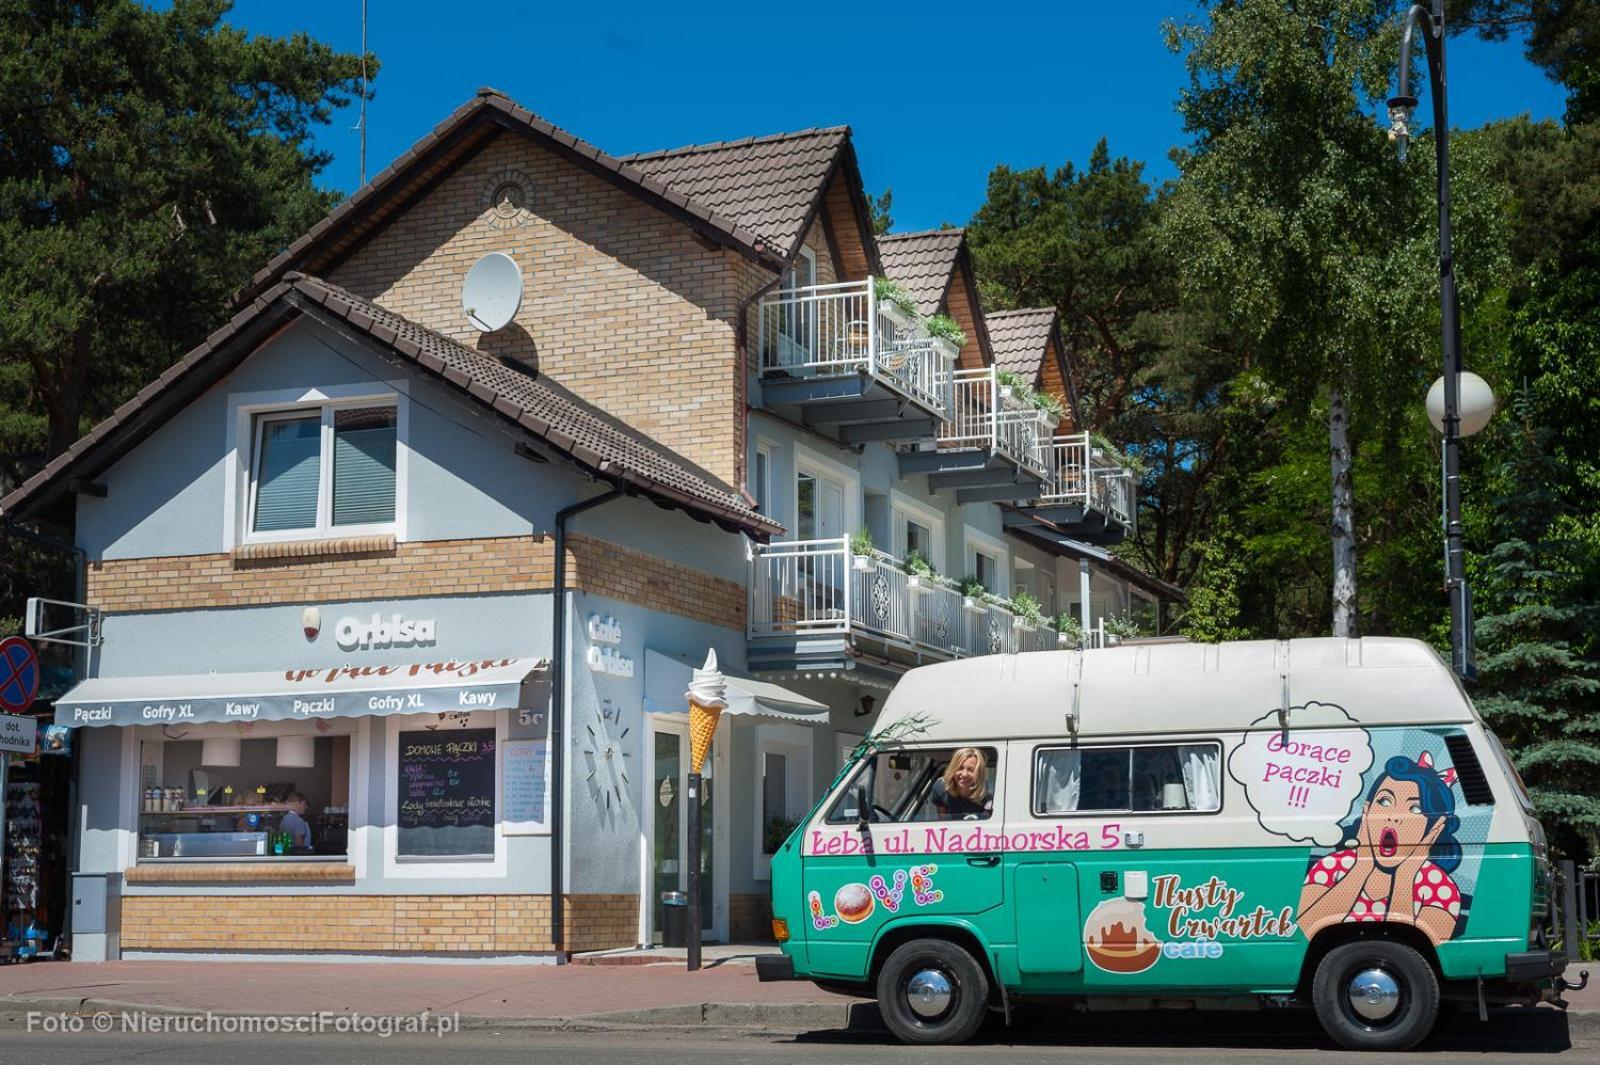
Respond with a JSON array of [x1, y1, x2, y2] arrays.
[[224, 1, 1566, 232]]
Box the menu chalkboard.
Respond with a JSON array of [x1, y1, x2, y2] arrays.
[[397, 728, 496, 857]]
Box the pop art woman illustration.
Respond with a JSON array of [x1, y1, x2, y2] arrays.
[[1297, 752, 1464, 944]]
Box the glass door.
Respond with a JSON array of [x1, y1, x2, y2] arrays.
[[651, 719, 719, 942]]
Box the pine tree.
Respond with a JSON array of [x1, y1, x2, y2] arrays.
[[1472, 390, 1600, 856]]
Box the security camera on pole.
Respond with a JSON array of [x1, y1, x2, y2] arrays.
[[684, 650, 726, 972]]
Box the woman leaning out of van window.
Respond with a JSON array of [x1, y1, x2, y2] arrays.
[[931, 747, 993, 820]]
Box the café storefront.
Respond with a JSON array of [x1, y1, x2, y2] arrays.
[[56, 635, 559, 962]]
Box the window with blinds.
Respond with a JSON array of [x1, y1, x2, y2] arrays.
[[247, 402, 398, 538]]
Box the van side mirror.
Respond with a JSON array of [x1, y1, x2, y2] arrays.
[[855, 784, 871, 830]]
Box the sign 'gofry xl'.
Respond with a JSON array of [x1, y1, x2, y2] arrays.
[[1226, 701, 1374, 847]]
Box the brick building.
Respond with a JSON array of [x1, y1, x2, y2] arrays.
[[1, 89, 1179, 960]]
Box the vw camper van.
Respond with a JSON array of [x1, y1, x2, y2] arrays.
[[757, 638, 1568, 1051]]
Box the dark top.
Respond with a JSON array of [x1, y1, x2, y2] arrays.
[[931, 779, 993, 820]]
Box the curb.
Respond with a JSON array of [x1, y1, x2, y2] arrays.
[[0, 995, 879, 1034], [0, 995, 1585, 1037]]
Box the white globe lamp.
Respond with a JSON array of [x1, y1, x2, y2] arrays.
[[1426, 373, 1496, 437]]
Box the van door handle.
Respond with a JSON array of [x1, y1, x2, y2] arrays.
[[966, 854, 1000, 867]]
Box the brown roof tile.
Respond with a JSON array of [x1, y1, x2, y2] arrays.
[[987, 307, 1059, 381], [621, 127, 850, 258], [240, 89, 789, 304], [877, 229, 965, 317], [2, 277, 781, 540]]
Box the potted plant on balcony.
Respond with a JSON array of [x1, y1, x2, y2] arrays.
[[1009, 590, 1043, 630], [850, 528, 876, 572], [959, 576, 988, 614], [996, 370, 1036, 411], [873, 277, 921, 331], [1053, 613, 1083, 648], [902, 550, 936, 592], [1033, 391, 1067, 427], [923, 313, 967, 356], [1104, 612, 1146, 640]]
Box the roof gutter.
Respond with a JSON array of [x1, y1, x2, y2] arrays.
[[549, 483, 627, 960]]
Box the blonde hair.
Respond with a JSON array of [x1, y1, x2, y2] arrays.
[[943, 747, 988, 799]]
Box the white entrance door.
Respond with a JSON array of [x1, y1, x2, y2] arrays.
[[796, 469, 845, 542], [647, 715, 727, 943]]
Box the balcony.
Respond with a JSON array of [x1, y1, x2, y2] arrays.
[[1005, 432, 1137, 547], [757, 280, 957, 442], [898, 367, 1056, 504], [746, 538, 1104, 675]]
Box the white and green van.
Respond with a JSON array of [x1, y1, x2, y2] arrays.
[[757, 638, 1570, 1051]]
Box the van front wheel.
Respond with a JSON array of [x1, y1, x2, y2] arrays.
[[876, 938, 990, 1045], [1312, 939, 1439, 1051]]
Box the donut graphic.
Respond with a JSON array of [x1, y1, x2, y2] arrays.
[[834, 882, 876, 924], [1083, 898, 1162, 974]]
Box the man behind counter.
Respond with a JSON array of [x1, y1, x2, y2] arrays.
[[280, 792, 313, 851]]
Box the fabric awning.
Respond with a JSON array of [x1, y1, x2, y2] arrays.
[[54, 658, 548, 727], [642, 650, 828, 724]]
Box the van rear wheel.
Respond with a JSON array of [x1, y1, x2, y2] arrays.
[[1312, 939, 1439, 1051], [875, 938, 989, 1045]]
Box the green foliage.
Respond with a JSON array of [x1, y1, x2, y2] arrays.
[[1052, 613, 1084, 645], [1103, 612, 1146, 639], [959, 576, 987, 600], [923, 313, 967, 348], [0, 0, 370, 467], [1471, 390, 1600, 856], [849, 527, 874, 556], [1009, 590, 1043, 626], [873, 276, 920, 319], [764, 814, 799, 853], [1178, 519, 1252, 642], [869, 187, 894, 236], [901, 550, 936, 579]]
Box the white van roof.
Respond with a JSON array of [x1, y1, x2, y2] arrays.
[[872, 637, 1473, 741]]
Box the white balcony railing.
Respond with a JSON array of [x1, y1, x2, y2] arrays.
[[1040, 432, 1137, 533], [937, 368, 1054, 479], [757, 280, 956, 417], [748, 538, 1105, 658]]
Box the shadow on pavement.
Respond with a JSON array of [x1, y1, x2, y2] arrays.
[[792, 1003, 1575, 1054]]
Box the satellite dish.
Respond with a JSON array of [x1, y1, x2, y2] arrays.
[[462, 252, 523, 332]]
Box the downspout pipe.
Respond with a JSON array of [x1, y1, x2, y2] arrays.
[[549, 484, 626, 961]]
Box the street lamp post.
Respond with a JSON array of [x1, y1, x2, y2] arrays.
[[1387, 0, 1483, 681]]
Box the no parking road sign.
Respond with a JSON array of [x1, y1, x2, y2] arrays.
[[0, 636, 40, 715]]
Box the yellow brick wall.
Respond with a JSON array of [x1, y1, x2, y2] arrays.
[[86, 533, 745, 631], [328, 133, 758, 486], [121, 893, 637, 954]]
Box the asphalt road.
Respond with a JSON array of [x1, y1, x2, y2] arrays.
[[0, 1007, 1594, 1065]]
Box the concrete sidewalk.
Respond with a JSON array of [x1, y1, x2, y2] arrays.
[[0, 958, 1591, 1032], [0, 958, 867, 1029]]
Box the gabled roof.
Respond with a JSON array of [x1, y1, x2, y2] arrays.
[[877, 229, 965, 317], [3, 277, 781, 541], [988, 308, 1059, 380], [238, 89, 791, 305], [622, 128, 851, 259]]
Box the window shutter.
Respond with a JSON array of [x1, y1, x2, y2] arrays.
[[253, 416, 322, 532], [332, 407, 397, 526]]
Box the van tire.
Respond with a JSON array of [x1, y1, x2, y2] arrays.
[[1312, 939, 1439, 1051], [875, 937, 990, 1045]]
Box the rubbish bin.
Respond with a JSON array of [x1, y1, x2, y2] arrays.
[[660, 891, 688, 948]]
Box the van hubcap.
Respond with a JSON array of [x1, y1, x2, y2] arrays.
[[906, 968, 954, 1019], [1347, 967, 1401, 1022]]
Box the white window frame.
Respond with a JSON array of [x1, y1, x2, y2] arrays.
[[225, 382, 409, 548], [891, 490, 945, 573], [753, 440, 774, 516], [754, 722, 813, 881], [963, 527, 1010, 595], [381, 709, 508, 879], [792, 444, 860, 543]]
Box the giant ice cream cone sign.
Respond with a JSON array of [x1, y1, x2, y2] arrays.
[[686, 649, 727, 774]]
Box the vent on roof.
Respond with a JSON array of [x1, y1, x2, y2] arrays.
[[1443, 734, 1495, 806]]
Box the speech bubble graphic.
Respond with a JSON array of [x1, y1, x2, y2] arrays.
[[1227, 702, 1374, 847]]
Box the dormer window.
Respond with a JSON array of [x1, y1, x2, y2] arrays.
[[247, 402, 398, 540]]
